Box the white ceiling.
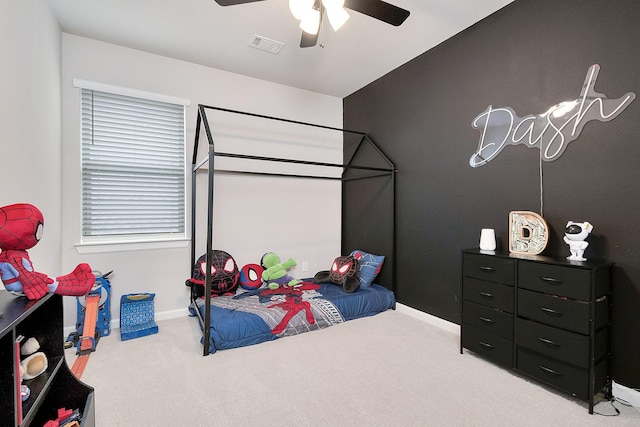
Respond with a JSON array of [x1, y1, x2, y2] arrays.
[[47, 0, 514, 98]]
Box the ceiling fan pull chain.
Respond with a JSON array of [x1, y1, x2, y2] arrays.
[[319, 13, 325, 48]]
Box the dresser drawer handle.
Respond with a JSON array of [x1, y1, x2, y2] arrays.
[[540, 276, 563, 284], [479, 316, 495, 325], [538, 365, 562, 377], [539, 307, 562, 316], [537, 337, 561, 347], [479, 266, 495, 272], [479, 292, 494, 299], [479, 341, 495, 350]]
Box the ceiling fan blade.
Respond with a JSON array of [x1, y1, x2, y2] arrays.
[[300, 4, 322, 48], [300, 30, 319, 48], [344, 0, 410, 26], [213, 0, 265, 6]]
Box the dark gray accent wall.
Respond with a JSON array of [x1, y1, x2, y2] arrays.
[[343, 0, 640, 386]]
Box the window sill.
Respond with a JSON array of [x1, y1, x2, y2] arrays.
[[75, 237, 190, 254]]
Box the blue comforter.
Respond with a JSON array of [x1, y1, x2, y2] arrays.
[[189, 282, 395, 353]]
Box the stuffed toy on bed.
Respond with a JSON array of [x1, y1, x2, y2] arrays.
[[261, 252, 300, 290], [0, 203, 95, 300], [313, 255, 360, 293], [187, 250, 239, 297], [239, 263, 264, 290]]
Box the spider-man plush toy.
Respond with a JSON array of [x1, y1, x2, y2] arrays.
[[313, 255, 360, 293], [0, 203, 95, 300]]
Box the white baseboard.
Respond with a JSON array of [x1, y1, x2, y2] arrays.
[[64, 307, 190, 336], [396, 303, 460, 336], [155, 307, 191, 322]]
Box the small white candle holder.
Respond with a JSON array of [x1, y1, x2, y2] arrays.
[[479, 228, 497, 251]]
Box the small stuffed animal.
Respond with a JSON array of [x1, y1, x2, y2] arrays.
[[239, 263, 264, 290], [563, 221, 593, 261], [261, 252, 300, 290], [313, 255, 360, 293], [0, 203, 95, 300], [187, 250, 239, 296]]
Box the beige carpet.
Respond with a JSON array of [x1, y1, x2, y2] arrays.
[[69, 310, 640, 426]]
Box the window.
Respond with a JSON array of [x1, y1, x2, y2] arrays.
[[79, 84, 187, 243]]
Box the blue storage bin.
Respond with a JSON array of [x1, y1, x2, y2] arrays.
[[119, 293, 159, 341]]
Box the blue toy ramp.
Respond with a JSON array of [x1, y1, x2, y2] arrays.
[[76, 271, 112, 338], [120, 293, 159, 341]]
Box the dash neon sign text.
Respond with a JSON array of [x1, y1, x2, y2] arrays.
[[469, 65, 635, 167]]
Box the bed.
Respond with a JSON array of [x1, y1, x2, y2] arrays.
[[188, 280, 395, 354], [190, 105, 397, 355]]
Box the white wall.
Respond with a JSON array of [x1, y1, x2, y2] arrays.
[[60, 34, 343, 328], [0, 2, 62, 274]]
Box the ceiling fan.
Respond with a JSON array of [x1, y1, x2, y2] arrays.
[[214, 0, 410, 48]]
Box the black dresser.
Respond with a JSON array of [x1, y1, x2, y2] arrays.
[[460, 249, 612, 414]]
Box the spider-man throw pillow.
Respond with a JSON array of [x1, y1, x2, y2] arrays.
[[350, 249, 384, 288]]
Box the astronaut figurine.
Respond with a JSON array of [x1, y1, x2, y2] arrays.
[[563, 221, 593, 261]]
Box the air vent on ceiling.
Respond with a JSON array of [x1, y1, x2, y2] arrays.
[[248, 34, 285, 54]]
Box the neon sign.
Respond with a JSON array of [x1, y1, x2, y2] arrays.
[[470, 65, 635, 167]]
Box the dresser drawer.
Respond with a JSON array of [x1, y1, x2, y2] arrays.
[[463, 253, 515, 286], [518, 289, 608, 335], [517, 347, 608, 400], [462, 325, 513, 368], [518, 289, 589, 334], [518, 261, 592, 300], [515, 318, 609, 368], [463, 278, 514, 312], [463, 301, 513, 339]]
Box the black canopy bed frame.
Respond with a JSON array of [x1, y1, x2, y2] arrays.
[[190, 104, 397, 356]]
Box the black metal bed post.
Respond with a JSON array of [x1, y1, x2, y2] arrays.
[[391, 161, 397, 294], [199, 105, 217, 357], [191, 110, 202, 272], [203, 140, 215, 356], [190, 109, 204, 347]]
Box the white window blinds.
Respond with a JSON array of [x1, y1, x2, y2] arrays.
[[80, 88, 186, 239]]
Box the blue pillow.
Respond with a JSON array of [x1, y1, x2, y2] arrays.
[[350, 250, 385, 288]]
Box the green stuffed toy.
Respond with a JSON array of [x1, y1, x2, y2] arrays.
[[261, 252, 301, 289]]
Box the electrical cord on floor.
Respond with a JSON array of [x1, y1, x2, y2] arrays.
[[592, 398, 630, 416]]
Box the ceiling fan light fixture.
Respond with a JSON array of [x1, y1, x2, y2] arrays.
[[299, 8, 321, 35], [289, 0, 314, 20], [326, 6, 349, 31]]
